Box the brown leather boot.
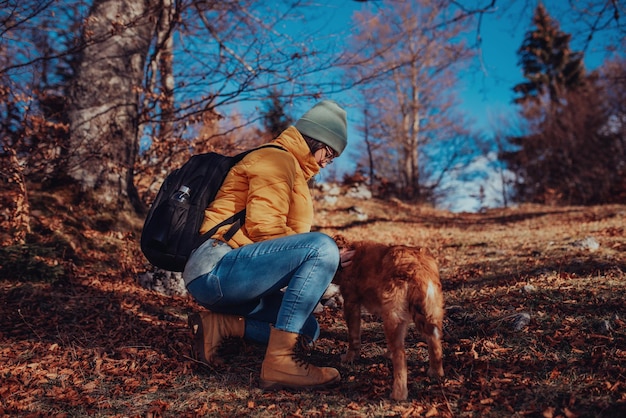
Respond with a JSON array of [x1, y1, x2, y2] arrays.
[[260, 327, 340, 390], [187, 311, 245, 365]]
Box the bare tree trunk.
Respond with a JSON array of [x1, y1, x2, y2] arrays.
[[156, 0, 175, 141], [2, 145, 31, 244], [363, 108, 375, 190], [408, 83, 420, 200], [68, 0, 158, 211]]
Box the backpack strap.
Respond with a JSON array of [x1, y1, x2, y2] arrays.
[[223, 215, 244, 241], [197, 209, 245, 245]]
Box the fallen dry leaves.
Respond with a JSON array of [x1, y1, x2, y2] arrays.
[[1, 193, 625, 417]]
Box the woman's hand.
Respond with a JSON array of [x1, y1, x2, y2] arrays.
[[339, 248, 356, 269]]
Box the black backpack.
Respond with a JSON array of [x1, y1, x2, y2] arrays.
[[140, 145, 284, 272]]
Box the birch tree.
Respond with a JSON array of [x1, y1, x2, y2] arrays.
[[346, 0, 474, 201]]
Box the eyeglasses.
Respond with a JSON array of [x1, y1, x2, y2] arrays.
[[322, 145, 337, 165]]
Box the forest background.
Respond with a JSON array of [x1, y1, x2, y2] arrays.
[[2, 0, 625, 230]]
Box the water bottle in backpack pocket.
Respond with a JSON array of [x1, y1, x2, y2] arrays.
[[172, 185, 191, 204]]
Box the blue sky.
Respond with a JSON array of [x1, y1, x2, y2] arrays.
[[295, 1, 526, 128]]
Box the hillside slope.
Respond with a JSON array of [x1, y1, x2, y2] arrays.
[[1, 191, 625, 417]]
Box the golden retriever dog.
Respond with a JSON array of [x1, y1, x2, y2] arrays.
[[332, 235, 444, 401]]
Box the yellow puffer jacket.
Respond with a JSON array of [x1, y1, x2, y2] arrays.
[[200, 126, 321, 248]]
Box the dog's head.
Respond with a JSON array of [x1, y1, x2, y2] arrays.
[[332, 234, 351, 250], [331, 234, 352, 284]]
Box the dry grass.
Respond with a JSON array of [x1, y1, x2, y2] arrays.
[[1, 193, 624, 417]]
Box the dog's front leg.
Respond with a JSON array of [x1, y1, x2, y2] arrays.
[[341, 299, 362, 362]]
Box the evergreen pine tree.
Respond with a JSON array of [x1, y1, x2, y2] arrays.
[[502, 3, 623, 206], [513, 3, 586, 106]]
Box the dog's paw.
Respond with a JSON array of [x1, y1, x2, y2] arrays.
[[427, 365, 444, 379], [390, 386, 408, 401], [340, 351, 358, 363]]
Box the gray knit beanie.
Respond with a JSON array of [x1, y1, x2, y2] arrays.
[[295, 100, 348, 156]]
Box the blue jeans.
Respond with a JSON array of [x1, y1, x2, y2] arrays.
[[186, 232, 339, 344]]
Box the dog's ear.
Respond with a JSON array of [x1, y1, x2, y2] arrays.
[[333, 234, 350, 249]]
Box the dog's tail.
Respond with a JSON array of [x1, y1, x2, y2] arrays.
[[411, 255, 445, 378], [408, 252, 444, 341]]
